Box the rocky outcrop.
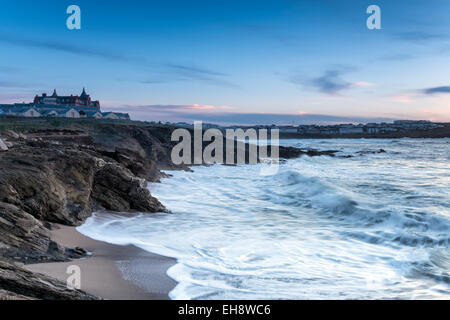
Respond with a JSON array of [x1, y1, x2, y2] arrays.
[[0, 260, 98, 300], [0, 131, 167, 266], [92, 163, 168, 212], [0, 202, 67, 264], [0, 138, 167, 226]]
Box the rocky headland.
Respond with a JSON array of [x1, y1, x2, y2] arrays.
[[0, 119, 338, 300]]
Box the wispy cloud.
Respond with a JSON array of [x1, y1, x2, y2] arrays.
[[391, 93, 416, 103], [0, 66, 20, 73], [142, 63, 240, 88], [0, 33, 138, 63], [351, 81, 374, 88], [423, 86, 450, 94], [167, 64, 227, 77], [0, 34, 239, 89], [0, 81, 34, 88], [392, 31, 447, 43], [376, 53, 415, 62]]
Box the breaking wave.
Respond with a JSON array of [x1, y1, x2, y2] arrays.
[[78, 138, 450, 299]]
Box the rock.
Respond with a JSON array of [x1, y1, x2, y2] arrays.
[[64, 247, 88, 259], [0, 288, 35, 300], [0, 202, 69, 263], [356, 149, 387, 156], [0, 259, 99, 300], [92, 163, 168, 213], [4, 130, 19, 139], [0, 138, 8, 151]]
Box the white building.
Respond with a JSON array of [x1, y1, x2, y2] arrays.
[[12, 107, 41, 117], [41, 110, 58, 117], [57, 108, 80, 118], [102, 112, 120, 120], [80, 111, 103, 118], [101, 112, 130, 120]]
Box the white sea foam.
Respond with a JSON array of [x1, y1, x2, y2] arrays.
[[78, 138, 450, 299]]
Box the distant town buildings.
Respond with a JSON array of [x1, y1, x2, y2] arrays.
[[0, 89, 130, 120], [297, 120, 443, 135], [169, 120, 444, 136]]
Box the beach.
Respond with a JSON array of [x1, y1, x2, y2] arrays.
[[24, 225, 177, 300]]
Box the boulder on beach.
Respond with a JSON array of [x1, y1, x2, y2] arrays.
[[0, 138, 8, 151]]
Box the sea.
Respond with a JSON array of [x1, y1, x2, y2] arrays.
[[78, 138, 450, 299]]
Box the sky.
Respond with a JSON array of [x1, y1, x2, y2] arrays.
[[0, 0, 450, 124]]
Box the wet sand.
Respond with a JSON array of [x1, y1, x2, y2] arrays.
[[25, 225, 177, 300]]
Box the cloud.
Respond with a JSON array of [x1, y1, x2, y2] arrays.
[[0, 34, 239, 89], [291, 66, 369, 95], [392, 31, 447, 43], [351, 81, 374, 88], [377, 53, 414, 62], [310, 70, 351, 94], [0, 66, 20, 73], [167, 64, 227, 77], [0, 33, 137, 63], [391, 93, 416, 103], [0, 81, 34, 88], [148, 63, 240, 88], [423, 86, 450, 94]]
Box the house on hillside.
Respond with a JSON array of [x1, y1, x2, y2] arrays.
[[41, 110, 58, 117], [101, 112, 130, 120], [12, 107, 41, 117], [81, 110, 103, 119], [57, 108, 80, 118]]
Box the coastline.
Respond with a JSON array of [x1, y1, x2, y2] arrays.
[[24, 225, 177, 300]]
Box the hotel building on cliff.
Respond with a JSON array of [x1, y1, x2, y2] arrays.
[[0, 89, 130, 120]]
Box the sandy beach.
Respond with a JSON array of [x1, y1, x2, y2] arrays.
[[25, 225, 177, 300]]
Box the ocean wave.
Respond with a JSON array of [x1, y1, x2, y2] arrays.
[[78, 138, 450, 299]]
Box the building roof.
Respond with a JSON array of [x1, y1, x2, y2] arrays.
[[41, 110, 58, 115], [101, 112, 130, 119], [57, 108, 79, 115], [9, 107, 40, 114], [84, 111, 101, 116]]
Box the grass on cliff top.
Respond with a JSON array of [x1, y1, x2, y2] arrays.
[[0, 117, 171, 133]]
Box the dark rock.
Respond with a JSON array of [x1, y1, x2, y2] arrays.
[[64, 247, 88, 259], [92, 163, 168, 213], [0, 202, 67, 263], [0, 259, 99, 300], [356, 149, 387, 156]]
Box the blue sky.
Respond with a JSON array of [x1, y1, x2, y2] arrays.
[[1, 0, 450, 124]]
